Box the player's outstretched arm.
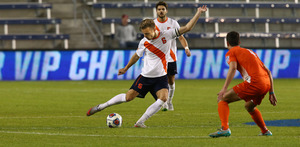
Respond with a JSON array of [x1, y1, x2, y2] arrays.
[[118, 53, 140, 75], [178, 5, 207, 35], [262, 64, 277, 106]]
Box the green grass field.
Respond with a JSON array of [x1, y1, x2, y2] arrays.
[[0, 79, 299, 146]]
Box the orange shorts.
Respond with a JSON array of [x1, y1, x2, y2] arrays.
[[233, 81, 270, 105]]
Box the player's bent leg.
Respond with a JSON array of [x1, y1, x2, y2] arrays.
[[221, 89, 242, 103], [244, 100, 256, 112], [246, 101, 270, 135], [157, 88, 168, 102], [135, 89, 168, 127], [210, 89, 241, 137], [125, 89, 139, 102], [86, 93, 126, 116], [219, 89, 241, 129], [87, 90, 139, 116]]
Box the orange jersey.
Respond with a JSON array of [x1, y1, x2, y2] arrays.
[[226, 46, 270, 86]]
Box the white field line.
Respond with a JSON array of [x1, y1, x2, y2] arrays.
[[0, 111, 298, 119], [0, 116, 84, 119], [0, 130, 209, 139], [0, 125, 257, 130], [0, 88, 129, 93], [0, 130, 299, 139]]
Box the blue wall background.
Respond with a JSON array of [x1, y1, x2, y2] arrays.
[[0, 49, 299, 80]]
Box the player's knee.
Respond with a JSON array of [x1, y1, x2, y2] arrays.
[[221, 89, 241, 104], [125, 90, 138, 102], [221, 97, 230, 103], [169, 83, 175, 90], [125, 95, 134, 102], [159, 97, 167, 102], [245, 106, 253, 112], [167, 75, 175, 85], [221, 94, 232, 103], [168, 80, 174, 85], [244, 104, 255, 112]]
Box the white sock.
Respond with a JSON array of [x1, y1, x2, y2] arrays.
[[98, 93, 126, 110], [168, 83, 175, 103], [136, 99, 164, 124]]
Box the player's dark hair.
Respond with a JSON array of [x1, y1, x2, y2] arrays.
[[139, 19, 155, 31], [226, 31, 240, 46], [156, 1, 168, 10]]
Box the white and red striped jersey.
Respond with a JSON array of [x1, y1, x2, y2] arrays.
[[154, 17, 180, 62], [136, 28, 180, 77]]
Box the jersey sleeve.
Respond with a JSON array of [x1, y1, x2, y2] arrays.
[[165, 28, 180, 40], [174, 21, 181, 38], [225, 50, 237, 64], [174, 20, 180, 29], [136, 39, 146, 57]]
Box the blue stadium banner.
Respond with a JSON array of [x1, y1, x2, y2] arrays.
[[0, 49, 299, 80]]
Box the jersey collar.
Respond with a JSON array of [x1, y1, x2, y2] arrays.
[[157, 17, 168, 23]]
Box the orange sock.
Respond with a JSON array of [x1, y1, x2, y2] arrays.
[[249, 108, 268, 133], [218, 100, 229, 130]]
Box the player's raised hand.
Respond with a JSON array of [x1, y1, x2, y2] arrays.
[[185, 49, 191, 57], [198, 5, 207, 13], [118, 68, 127, 75], [269, 93, 277, 106]]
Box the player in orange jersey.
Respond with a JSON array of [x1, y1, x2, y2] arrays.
[[209, 31, 277, 137]]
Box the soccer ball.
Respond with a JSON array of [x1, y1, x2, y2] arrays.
[[106, 113, 122, 128]]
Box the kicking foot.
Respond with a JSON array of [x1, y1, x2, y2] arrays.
[[209, 128, 231, 138], [134, 122, 147, 128], [258, 130, 272, 136], [86, 104, 102, 116]]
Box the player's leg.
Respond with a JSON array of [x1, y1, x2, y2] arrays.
[[86, 89, 139, 116], [245, 101, 272, 136], [162, 62, 177, 111], [209, 88, 241, 138], [135, 89, 168, 128], [135, 75, 168, 127], [87, 75, 145, 116], [167, 74, 175, 110], [219, 89, 241, 129]]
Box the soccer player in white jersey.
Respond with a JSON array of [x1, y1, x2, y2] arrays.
[[86, 5, 207, 128], [154, 1, 191, 111]]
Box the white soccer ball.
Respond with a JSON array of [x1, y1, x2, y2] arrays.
[[106, 113, 122, 128]]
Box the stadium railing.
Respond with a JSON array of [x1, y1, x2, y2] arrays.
[[99, 17, 300, 33], [0, 18, 62, 35], [89, 0, 299, 4], [135, 32, 300, 48], [90, 1, 300, 18], [99, 17, 299, 48], [0, 3, 70, 49], [90, 1, 299, 48], [0, 3, 53, 19], [0, 34, 70, 49]]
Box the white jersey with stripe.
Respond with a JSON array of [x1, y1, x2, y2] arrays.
[[136, 28, 180, 78], [154, 17, 180, 62]]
